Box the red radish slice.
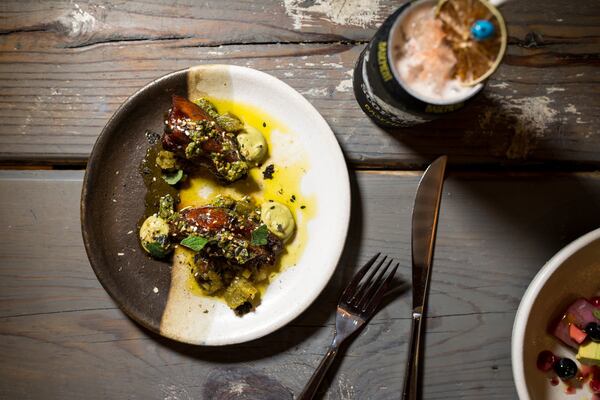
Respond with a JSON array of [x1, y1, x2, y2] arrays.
[[553, 298, 599, 348], [569, 324, 588, 344]]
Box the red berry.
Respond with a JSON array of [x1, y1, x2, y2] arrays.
[[581, 364, 593, 380], [590, 297, 600, 307], [537, 350, 558, 372], [591, 378, 600, 393]]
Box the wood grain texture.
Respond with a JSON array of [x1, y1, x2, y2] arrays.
[[0, 0, 599, 167], [2, 170, 600, 399]]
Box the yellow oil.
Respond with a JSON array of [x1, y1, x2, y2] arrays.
[[177, 97, 317, 300]]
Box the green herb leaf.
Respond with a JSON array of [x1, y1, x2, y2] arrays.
[[180, 235, 209, 252], [162, 169, 184, 185], [158, 195, 175, 219], [593, 309, 600, 320], [194, 98, 218, 118], [251, 224, 269, 246], [216, 113, 243, 132], [146, 242, 168, 259]]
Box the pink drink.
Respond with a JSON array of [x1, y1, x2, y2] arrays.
[[390, 2, 478, 102], [353, 0, 506, 127]]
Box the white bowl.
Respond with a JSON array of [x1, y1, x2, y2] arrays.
[[512, 228, 600, 399]]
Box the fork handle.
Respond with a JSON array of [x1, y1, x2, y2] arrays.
[[402, 312, 424, 400], [297, 344, 339, 400]]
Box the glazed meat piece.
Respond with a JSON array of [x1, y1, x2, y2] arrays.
[[170, 201, 283, 267], [162, 95, 248, 183], [169, 197, 283, 315]]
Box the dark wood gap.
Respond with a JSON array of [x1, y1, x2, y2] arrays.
[[1, 160, 599, 174], [356, 161, 600, 174], [0, 161, 87, 170]]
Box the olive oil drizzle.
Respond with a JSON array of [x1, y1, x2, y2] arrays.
[[139, 140, 179, 226]]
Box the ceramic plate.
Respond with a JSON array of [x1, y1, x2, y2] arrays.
[[81, 65, 350, 345], [512, 228, 600, 399]]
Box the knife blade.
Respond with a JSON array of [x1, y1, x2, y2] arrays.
[[402, 155, 447, 400], [411, 155, 447, 313]]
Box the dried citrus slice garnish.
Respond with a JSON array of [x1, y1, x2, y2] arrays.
[[436, 0, 507, 85]]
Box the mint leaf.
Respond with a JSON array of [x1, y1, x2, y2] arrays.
[[162, 169, 184, 185], [180, 235, 208, 252], [593, 309, 600, 321], [146, 242, 168, 259], [251, 224, 269, 246]]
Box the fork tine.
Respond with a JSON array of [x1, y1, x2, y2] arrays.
[[355, 257, 393, 309], [349, 255, 387, 304], [364, 262, 399, 315], [340, 253, 380, 301]]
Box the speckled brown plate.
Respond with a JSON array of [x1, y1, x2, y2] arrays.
[[81, 65, 350, 345], [81, 69, 185, 333]]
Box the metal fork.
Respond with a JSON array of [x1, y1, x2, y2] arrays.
[[298, 253, 399, 400]]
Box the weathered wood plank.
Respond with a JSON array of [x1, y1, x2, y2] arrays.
[[0, 0, 393, 45], [0, 308, 515, 400], [1, 0, 597, 47], [2, 170, 600, 398], [0, 0, 598, 167]]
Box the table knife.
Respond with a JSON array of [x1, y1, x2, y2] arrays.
[[402, 155, 447, 400]]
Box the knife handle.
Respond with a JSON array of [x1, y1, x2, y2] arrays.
[[402, 312, 424, 400]]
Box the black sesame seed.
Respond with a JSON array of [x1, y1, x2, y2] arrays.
[[262, 164, 275, 180]]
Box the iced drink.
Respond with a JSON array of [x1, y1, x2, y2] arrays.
[[352, 0, 507, 128], [391, 2, 474, 101]]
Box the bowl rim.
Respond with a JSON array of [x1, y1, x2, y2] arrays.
[[511, 227, 600, 399]]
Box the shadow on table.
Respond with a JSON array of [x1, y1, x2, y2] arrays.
[[446, 173, 600, 268], [371, 85, 600, 277], [377, 91, 569, 167], [310, 282, 409, 400]]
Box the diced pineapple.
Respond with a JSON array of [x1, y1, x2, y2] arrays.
[[577, 341, 600, 366]]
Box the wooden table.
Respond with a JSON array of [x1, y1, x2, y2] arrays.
[[1, 1, 599, 399]]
